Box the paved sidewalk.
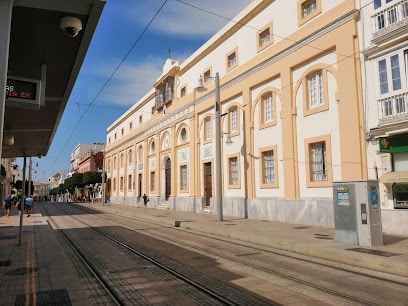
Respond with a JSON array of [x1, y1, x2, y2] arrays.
[[86, 201, 408, 278], [0, 207, 92, 306]]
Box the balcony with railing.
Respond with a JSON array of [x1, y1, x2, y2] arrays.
[[154, 76, 175, 110], [372, 0, 408, 42], [378, 91, 408, 125]]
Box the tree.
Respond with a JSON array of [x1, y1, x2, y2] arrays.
[[71, 172, 84, 187], [83, 171, 102, 185]]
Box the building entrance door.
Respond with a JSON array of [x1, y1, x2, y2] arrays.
[[204, 162, 212, 207], [138, 174, 142, 197]]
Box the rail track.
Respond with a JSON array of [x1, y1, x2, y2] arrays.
[[42, 202, 408, 305]]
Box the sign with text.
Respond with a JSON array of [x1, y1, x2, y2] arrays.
[[5, 77, 41, 108]]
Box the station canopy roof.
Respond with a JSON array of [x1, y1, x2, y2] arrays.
[[2, 0, 105, 158]]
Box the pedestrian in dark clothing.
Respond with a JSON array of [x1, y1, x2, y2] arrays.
[[142, 194, 148, 209], [3, 195, 12, 217]]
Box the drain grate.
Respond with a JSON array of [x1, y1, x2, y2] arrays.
[[347, 247, 401, 257], [15, 289, 71, 306], [0, 260, 11, 267], [293, 226, 310, 230], [6, 267, 38, 276], [0, 235, 17, 240]]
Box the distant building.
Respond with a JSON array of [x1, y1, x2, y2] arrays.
[[33, 181, 49, 201], [70, 143, 104, 174], [48, 173, 61, 190]]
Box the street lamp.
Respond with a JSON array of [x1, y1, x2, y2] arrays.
[[195, 72, 223, 221]]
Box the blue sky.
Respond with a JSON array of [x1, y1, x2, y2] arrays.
[[30, 0, 252, 181]]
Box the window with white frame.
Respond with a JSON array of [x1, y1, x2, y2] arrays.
[[308, 71, 323, 108], [180, 127, 187, 142], [259, 28, 270, 46], [378, 51, 405, 95], [204, 117, 211, 141], [227, 52, 236, 68], [230, 107, 238, 133], [180, 165, 188, 190], [138, 146, 143, 161], [302, 0, 317, 18], [310, 141, 327, 181], [229, 156, 239, 186], [150, 171, 155, 192], [263, 93, 273, 123], [298, 0, 321, 26], [257, 23, 273, 51], [262, 150, 275, 184]]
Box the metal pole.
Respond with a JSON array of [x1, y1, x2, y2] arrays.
[[101, 144, 105, 204], [214, 72, 223, 221], [28, 157, 32, 196], [18, 157, 26, 246]]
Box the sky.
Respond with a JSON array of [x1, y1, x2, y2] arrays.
[[29, 0, 252, 181]]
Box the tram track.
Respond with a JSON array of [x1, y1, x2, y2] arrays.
[[42, 204, 274, 305], [44, 202, 408, 305]]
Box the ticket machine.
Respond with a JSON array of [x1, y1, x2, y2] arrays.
[[333, 180, 383, 246]]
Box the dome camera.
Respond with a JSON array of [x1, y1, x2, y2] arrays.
[[60, 16, 82, 37]]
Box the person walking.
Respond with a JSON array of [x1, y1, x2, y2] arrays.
[[15, 192, 22, 214], [25, 195, 34, 217], [3, 194, 13, 217], [142, 194, 149, 209]]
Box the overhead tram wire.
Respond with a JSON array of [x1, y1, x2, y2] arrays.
[[46, 0, 169, 174]]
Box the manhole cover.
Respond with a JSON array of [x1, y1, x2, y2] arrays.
[[293, 226, 310, 229], [347, 248, 400, 257], [6, 267, 38, 276], [16, 289, 71, 306]]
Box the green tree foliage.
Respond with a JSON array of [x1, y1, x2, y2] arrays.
[[71, 172, 84, 188], [83, 171, 102, 185], [48, 171, 102, 195]]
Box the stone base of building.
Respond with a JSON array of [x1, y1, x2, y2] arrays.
[[106, 196, 408, 235]]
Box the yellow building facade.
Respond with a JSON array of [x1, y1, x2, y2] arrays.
[[105, 0, 366, 227]]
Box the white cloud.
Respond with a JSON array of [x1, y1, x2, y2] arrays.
[[96, 59, 163, 106], [122, 0, 252, 37]]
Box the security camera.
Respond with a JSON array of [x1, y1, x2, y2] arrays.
[[60, 16, 82, 37]]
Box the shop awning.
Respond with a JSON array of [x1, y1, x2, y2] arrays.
[[380, 171, 408, 184]]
